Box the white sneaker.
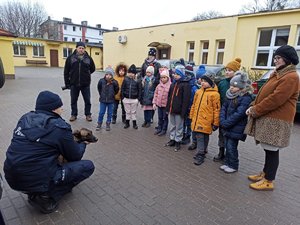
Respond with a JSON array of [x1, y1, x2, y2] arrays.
[[220, 165, 228, 170], [224, 167, 237, 173]]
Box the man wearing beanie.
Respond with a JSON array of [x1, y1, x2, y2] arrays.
[[140, 47, 161, 88], [4, 90, 95, 214], [214, 57, 242, 162], [245, 45, 299, 191], [64, 41, 95, 122]]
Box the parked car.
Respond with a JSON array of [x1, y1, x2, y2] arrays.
[[252, 68, 300, 113], [0, 57, 5, 88], [193, 65, 226, 84]]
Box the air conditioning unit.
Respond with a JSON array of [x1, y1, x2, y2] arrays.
[[118, 35, 127, 44]]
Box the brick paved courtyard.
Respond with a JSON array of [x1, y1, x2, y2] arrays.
[[0, 67, 300, 225]]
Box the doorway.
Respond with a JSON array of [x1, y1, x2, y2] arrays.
[[50, 50, 59, 67]]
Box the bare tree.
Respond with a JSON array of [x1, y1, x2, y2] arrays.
[[193, 10, 224, 21], [240, 0, 293, 13], [0, 1, 47, 37]]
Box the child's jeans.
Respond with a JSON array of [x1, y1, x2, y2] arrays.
[[98, 102, 113, 123], [123, 98, 139, 121], [144, 110, 153, 123], [157, 107, 168, 131], [169, 113, 184, 142], [224, 137, 239, 170], [195, 132, 209, 158]]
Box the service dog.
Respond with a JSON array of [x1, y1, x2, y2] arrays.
[[58, 128, 98, 164]]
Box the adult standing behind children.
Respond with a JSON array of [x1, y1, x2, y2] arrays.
[[219, 71, 253, 173], [245, 45, 299, 191], [190, 72, 220, 166], [121, 64, 141, 129], [140, 48, 161, 87], [214, 58, 242, 162], [64, 42, 96, 122], [113, 63, 127, 124], [152, 68, 172, 136], [165, 65, 191, 151], [4, 91, 95, 214], [96, 67, 119, 131]]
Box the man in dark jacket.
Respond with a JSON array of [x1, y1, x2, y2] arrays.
[[64, 42, 96, 122], [4, 91, 95, 214], [140, 48, 161, 88]]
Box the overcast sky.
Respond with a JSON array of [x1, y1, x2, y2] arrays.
[[0, 0, 253, 30]]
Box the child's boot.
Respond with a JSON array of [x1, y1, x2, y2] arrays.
[[132, 120, 138, 129], [248, 172, 265, 182], [96, 122, 102, 131], [124, 120, 130, 129], [106, 122, 111, 131], [213, 147, 225, 162], [112, 116, 117, 124], [188, 142, 197, 150], [174, 141, 181, 152], [122, 115, 126, 124], [249, 178, 274, 191]]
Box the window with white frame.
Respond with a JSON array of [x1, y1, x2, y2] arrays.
[[200, 41, 209, 64], [255, 27, 290, 68], [64, 37, 68, 41], [64, 25, 67, 30], [63, 48, 73, 58], [73, 26, 76, 31], [216, 40, 225, 64], [296, 27, 300, 68], [33, 46, 44, 57], [13, 44, 26, 56], [187, 42, 195, 63], [72, 38, 76, 42]]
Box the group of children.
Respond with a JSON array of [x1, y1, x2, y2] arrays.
[[96, 57, 253, 174]]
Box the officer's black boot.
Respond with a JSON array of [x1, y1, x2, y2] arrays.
[[213, 147, 225, 162]]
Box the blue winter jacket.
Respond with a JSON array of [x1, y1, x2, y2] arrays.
[[220, 94, 252, 141], [4, 110, 86, 193]]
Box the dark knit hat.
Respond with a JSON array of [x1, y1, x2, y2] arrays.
[[226, 58, 242, 72], [230, 71, 249, 89], [148, 48, 157, 56], [128, 64, 137, 74], [201, 72, 215, 87], [76, 41, 86, 48], [196, 65, 206, 79], [185, 65, 194, 76], [35, 90, 63, 112], [274, 45, 299, 65]]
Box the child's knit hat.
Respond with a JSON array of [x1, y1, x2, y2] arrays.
[[201, 72, 215, 87], [175, 65, 185, 78], [226, 58, 242, 72], [105, 67, 115, 76], [128, 64, 137, 74], [160, 68, 170, 78], [146, 66, 155, 75], [230, 71, 250, 89], [196, 65, 206, 79]]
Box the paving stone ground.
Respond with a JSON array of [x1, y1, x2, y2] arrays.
[[0, 67, 300, 225]]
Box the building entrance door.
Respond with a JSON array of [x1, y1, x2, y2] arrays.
[[50, 50, 59, 67]]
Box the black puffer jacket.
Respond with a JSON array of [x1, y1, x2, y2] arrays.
[[64, 50, 96, 87], [166, 79, 191, 118], [121, 76, 141, 100], [97, 78, 119, 103], [4, 110, 86, 193]]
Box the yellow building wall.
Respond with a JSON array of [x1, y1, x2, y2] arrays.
[[12, 37, 102, 69], [235, 10, 300, 70], [103, 9, 300, 70], [0, 37, 15, 78]]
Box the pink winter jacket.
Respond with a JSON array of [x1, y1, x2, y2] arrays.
[[152, 78, 171, 107]]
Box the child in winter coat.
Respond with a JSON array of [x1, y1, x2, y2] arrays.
[[141, 66, 156, 128], [188, 65, 206, 151], [97, 67, 119, 131], [121, 64, 141, 129], [112, 63, 127, 124], [152, 68, 171, 136], [219, 71, 253, 173], [165, 65, 191, 151], [214, 58, 242, 162], [190, 72, 220, 165]]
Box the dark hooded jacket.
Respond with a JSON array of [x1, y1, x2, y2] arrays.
[[64, 50, 96, 87], [4, 110, 86, 193]]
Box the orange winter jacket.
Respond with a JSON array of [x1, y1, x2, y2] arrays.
[[190, 85, 220, 134]]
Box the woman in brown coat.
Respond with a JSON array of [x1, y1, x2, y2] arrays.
[[245, 45, 299, 191]]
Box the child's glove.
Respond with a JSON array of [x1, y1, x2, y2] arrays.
[[153, 104, 157, 110], [212, 125, 219, 131]]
